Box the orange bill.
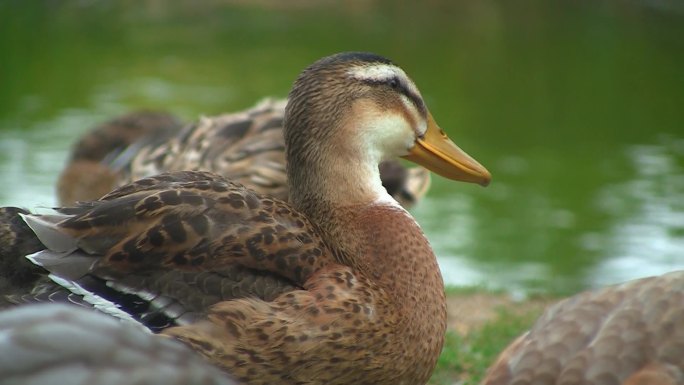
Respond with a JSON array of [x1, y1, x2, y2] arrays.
[[402, 112, 491, 186]]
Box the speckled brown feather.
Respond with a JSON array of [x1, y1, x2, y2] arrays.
[[58, 171, 334, 285], [6, 174, 315, 323], [1, 173, 330, 327], [165, 204, 446, 385], [483, 271, 684, 385]]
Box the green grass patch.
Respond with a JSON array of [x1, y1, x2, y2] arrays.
[[429, 306, 542, 384], [443, 284, 507, 296]]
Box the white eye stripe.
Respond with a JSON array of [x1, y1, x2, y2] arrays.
[[347, 64, 421, 98], [347, 64, 402, 82]]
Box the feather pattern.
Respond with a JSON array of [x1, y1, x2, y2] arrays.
[[21, 171, 333, 329], [483, 270, 684, 385]]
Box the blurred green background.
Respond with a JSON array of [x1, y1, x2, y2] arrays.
[[0, 0, 683, 296]]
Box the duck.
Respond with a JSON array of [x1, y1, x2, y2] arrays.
[[0, 303, 237, 385], [4, 53, 681, 385], [1, 52, 491, 385], [56, 99, 432, 210], [483, 270, 684, 385]]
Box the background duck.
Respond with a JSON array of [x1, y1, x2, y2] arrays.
[[0, 52, 490, 384], [56, 111, 183, 206], [483, 270, 684, 385], [56, 99, 431, 209]]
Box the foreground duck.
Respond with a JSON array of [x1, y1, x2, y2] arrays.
[[0, 303, 236, 385], [0, 52, 490, 384], [57, 99, 431, 209]]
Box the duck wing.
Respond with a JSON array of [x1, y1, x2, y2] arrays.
[[17, 171, 336, 330]]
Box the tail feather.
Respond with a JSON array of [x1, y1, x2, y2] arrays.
[[19, 213, 77, 253], [26, 249, 95, 281]]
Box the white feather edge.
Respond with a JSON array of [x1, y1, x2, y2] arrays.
[[18, 212, 185, 331], [26, 249, 96, 280], [106, 281, 195, 325], [47, 275, 150, 333], [106, 280, 157, 301], [20, 212, 195, 328]]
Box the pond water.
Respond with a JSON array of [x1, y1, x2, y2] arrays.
[[1, 0, 683, 296]]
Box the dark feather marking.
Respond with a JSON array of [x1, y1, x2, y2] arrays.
[[219, 120, 251, 139]]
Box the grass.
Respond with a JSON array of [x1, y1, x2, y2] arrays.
[[443, 284, 507, 296], [429, 291, 551, 385]]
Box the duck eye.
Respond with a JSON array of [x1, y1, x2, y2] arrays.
[[388, 77, 399, 89]]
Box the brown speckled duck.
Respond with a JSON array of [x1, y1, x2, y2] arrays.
[[5, 52, 490, 384], [483, 270, 684, 385], [57, 99, 431, 209]]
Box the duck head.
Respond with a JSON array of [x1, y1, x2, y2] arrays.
[[284, 52, 491, 209]]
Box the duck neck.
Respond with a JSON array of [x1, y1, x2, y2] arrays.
[[289, 155, 391, 214], [287, 141, 437, 279], [285, 92, 400, 216]]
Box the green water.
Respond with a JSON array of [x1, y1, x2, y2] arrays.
[[1, 0, 683, 295]]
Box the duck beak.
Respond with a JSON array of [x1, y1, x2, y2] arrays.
[[402, 112, 491, 186]]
